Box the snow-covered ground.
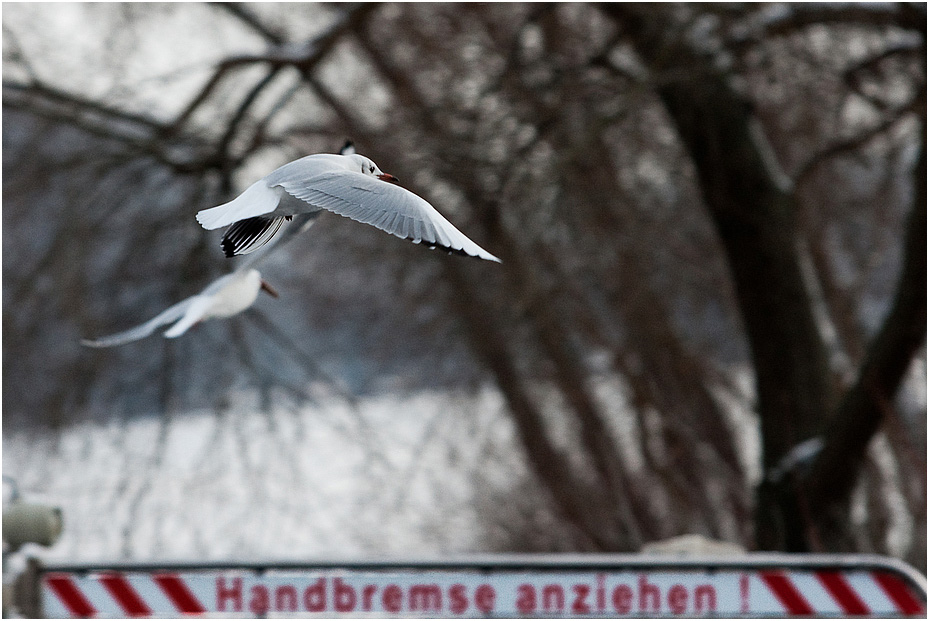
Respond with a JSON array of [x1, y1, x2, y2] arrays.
[[3, 386, 528, 564], [4, 361, 923, 567]]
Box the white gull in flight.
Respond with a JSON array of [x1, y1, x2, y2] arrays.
[[195, 150, 500, 262]]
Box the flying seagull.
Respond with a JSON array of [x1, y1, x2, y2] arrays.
[[80, 269, 277, 348], [81, 216, 317, 347], [195, 149, 501, 262]]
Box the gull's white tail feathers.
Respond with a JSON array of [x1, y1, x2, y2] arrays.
[[196, 180, 281, 230]]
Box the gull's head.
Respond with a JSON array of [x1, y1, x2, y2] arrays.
[[347, 154, 400, 185]]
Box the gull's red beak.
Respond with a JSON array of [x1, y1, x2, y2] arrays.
[[378, 173, 400, 185], [260, 279, 279, 298]]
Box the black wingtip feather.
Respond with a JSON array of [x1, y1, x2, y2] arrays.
[[221, 236, 238, 258], [221, 216, 286, 257], [412, 238, 476, 258]]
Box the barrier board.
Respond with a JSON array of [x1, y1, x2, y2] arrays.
[[34, 554, 927, 618]]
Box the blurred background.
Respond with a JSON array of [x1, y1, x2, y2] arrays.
[[2, 3, 925, 570]]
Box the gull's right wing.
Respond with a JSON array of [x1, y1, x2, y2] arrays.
[[80, 297, 195, 348]]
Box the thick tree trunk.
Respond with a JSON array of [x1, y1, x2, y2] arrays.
[[607, 5, 924, 551], [608, 5, 833, 550]]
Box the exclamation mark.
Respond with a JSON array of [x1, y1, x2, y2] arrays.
[[740, 573, 750, 614]]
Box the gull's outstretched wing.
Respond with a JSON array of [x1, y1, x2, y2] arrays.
[[81, 269, 271, 347], [278, 171, 501, 262], [80, 297, 195, 348]]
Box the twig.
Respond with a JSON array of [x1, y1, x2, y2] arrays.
[[243, 79, 305, 154], [3, 79, 165, 131], [164, 3, 379, 138], [244, 309, 360, 409], [793, 107, 913, 190], [213, 66, 284, 189], [214, 2, 286, 45], [726, 4, 925, 52]]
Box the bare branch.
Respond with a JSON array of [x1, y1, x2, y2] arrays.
[[3, 79, 165, 137], [213, 2, 286, 45], [163, 3, 379, 137], [806, 119, 927, 512], [728, 3, 926, 51], [212, 67, 284, 186], [793, 107, 915, 189]]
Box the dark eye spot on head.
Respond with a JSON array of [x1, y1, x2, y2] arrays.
[[369, 165, 375, 173]]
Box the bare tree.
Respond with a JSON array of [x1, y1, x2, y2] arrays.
[[3, 3, 924, 565]]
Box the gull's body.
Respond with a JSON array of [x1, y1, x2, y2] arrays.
[[195, 152, 501, 262]]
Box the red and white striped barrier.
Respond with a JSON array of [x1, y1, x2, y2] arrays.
[[756, 569, 924, 616], [45, 572, 205, 617], [38, 556, 927, 618]]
